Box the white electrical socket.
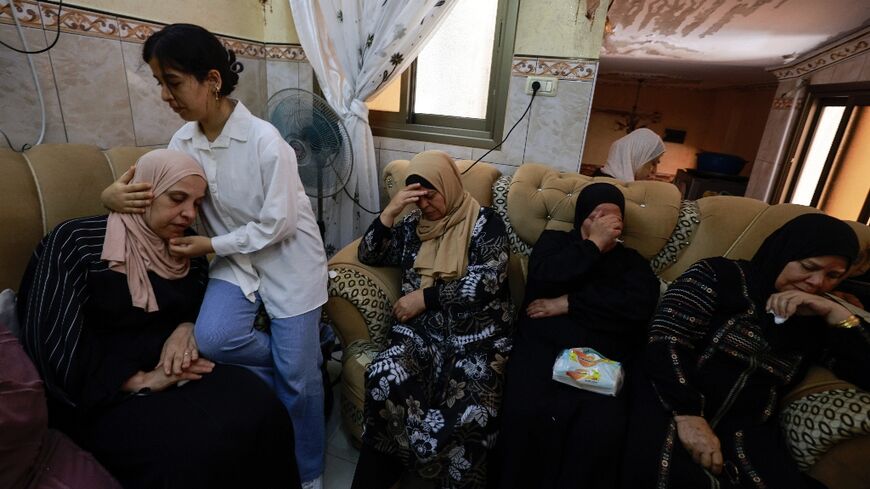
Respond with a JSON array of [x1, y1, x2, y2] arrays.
[[525, 76, 558, 96]]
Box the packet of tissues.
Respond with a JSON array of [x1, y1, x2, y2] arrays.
[[552, 347, 624, 397]]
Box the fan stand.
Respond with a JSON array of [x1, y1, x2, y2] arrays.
[[317, 163, 325, 239]]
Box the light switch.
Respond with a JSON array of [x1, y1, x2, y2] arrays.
[[525, 76, 558, 96]]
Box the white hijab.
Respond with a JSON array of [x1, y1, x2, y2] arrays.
[[601, 128, 665, 182]]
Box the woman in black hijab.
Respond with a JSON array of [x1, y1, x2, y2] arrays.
[[495, 183, 661, 489], [623, 213, 870, 489]]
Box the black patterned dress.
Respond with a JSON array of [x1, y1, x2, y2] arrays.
[[622, 257, 870, 489], [357, 207, 513, 488]]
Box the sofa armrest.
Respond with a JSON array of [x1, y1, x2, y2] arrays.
[[324, 238, 401, 350], [780, 366, 870, 484]]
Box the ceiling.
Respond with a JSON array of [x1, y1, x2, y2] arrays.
[[599, 0, 870, 87]]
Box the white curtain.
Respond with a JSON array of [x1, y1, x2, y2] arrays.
[[290, 0, 459, 255]]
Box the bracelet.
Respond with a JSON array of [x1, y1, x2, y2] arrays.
[[832, 315, 861, 329]]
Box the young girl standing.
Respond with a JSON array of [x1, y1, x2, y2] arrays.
[[103, 24, 328, 489]]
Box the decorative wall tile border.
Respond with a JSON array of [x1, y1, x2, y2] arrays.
[[39, 2, 119, 39], [0, 0, 43, 28], [771, 29, 870, 80], [221, 38, 265, 59], [512, 56, 597, 81], [0, 0, 306, 61], [265, 44, 307, 61], [117, 17, 161, 43], [536, 59, 596, 80], [511, 56, 537, 76]]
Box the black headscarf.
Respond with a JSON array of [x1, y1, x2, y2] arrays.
[[574, 182, 626, 231], [749, 213, 859, 299]]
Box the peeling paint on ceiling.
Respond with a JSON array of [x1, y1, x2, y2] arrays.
[[601, 0, 870, 85]]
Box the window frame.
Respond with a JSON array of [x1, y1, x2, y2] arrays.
[[368, 0, 520, 149], [775, 82, 870, 212]]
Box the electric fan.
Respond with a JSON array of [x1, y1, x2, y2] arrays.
[[266, 88, 353, 236]]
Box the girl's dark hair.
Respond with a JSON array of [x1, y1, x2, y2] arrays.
[[142, 23, 243, 97]]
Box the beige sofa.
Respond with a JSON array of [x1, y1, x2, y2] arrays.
[[325, 160, 870, 489], [0, 144, 152, 291]]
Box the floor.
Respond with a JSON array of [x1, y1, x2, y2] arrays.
[[323, 359, 434, 489]]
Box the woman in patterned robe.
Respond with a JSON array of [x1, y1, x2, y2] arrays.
[[350, 151, 513, 489], [622, 214, 870, 489]]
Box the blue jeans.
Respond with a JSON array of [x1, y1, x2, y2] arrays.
[[194, 279, 325, 481]]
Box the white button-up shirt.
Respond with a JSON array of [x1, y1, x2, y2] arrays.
[[169, 101, 328, 318]]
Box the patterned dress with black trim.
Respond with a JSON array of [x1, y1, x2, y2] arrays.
[[357, 207, 513, 489], [622, 257, 870, 489]]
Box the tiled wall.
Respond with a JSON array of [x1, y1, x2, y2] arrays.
[[746, 28, 870, 201], [0, 0, 312, 150], [373, 56, 598, 182]]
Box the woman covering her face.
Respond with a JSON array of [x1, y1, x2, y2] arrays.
[[623, 213, 870, 489], [18, 150, 299, 489], [495, 183, 660, 489], [350, 151, 513, 489]]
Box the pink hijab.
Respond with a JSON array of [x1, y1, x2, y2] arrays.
[[101, 149, 206, 312]]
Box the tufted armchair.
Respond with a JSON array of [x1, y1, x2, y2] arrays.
[[325, 161, 870, 489]]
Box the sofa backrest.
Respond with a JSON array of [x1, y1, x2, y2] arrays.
[[506, 164, 870, 284], [0, 145, 152, 291]]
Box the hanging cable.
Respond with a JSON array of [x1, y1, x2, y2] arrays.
[[461, 81, 540, 175], [0, 0, 64, 54], [0, 0, 50, 151]]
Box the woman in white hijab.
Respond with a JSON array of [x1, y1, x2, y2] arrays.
[[596, 128, 665, 182]]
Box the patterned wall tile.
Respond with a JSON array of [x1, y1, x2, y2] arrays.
[[0, 23, 66, 147], [535, 58, 596, 81], [265, 44, 306, 61], [0, 0, 43, 28], [234, 57, 267, 118], [524, 80, 594, 172], [299, 61, 314, 92], [266, 60, 300, 100], [39, 2, 119, 39], [511, 56, 537, 76], [49, 31, 134, 147], [117, 17, 161, 43], [121, 41, 183, 146]]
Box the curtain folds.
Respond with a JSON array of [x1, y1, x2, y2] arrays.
[[289, 0, 459, 254]]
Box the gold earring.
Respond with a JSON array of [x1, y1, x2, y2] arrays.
[[214, 86, 220, 101]]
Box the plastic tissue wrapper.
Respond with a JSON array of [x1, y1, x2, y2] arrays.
[[552, 347, 624, 397]]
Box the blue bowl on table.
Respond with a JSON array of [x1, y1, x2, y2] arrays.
[[696, 152, 746, 175]]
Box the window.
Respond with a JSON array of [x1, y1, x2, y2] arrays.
[[780, 85, 870, 224], [367, 0, 519, 148]]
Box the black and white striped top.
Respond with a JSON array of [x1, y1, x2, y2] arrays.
[[17, 215, 208, 407]]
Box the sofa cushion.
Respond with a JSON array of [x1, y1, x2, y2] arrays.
[[0, 149, 43, 291], [103, 146, 154, 180], [781, 387, 870, 471], [23, 144, 114, 232]]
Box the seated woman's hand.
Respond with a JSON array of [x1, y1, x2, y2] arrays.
[[169, 236, 214, 258], [766, 290, 852, 325], [393, 289, 426, 323], [674, 415, 723, 475], [158, 322, 198, 375], [101, 165, 153, 214], [123, 358, 215, 393], [380, 183, 429, 228], [526, 295, 569, 319]]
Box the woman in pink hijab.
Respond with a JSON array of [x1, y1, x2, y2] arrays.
[[17, 149, 301, 489], [595, 128, 666, 182]]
